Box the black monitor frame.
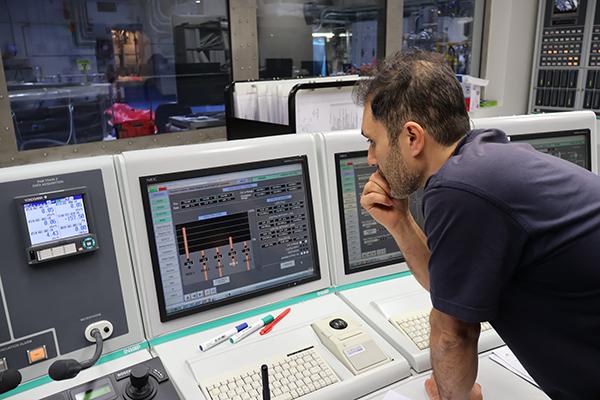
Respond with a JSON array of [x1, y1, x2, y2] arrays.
[[508, 128, 591, 171], [334, 150, 405, 276], [140, 155, 321, 322]]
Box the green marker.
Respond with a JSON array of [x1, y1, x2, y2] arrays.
[[229, 315, 275, 344]]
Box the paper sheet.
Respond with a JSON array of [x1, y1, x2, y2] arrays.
[[382, 390, 412, 400], [489, 346, 539, 387]]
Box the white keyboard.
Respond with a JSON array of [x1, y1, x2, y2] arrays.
[[390, 310, 492, 350], [200, 346, 339, 400]]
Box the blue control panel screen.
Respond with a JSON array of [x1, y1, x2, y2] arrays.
[[23, 195, 90, 245]]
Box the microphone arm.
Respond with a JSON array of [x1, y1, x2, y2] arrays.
[[49, 329, 103, 381], [80, 329, 103, 369]]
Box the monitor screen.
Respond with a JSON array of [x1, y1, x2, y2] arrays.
[[508, 129, 591, 170], [335, 151, 405, 275], [23, 194, 90, 246], [140, 156, 321, 321], [553, 0, 578, 14]]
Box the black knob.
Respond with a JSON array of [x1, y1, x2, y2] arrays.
[[130, 366, 150, 390], [126, 365, 156, 400]]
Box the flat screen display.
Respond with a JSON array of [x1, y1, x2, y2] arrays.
[[554, 0, 578, 14], [335, 151, 405, 275], [140, 156, 321, 321], [23, 194, 89, 246], [508, 129, 591, 171]]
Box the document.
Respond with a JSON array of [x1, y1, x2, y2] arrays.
[[489, 346, 539, 387]]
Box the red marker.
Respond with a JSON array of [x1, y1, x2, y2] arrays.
[[260, 308, 291, 335]]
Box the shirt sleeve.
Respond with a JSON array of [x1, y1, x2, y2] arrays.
[[424, 186, 528, 323]]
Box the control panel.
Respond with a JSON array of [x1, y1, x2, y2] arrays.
[[530, 0, 590, 113], [39, 357, 180, 400], [584, 1, 600, 110], [529, 0, 600, 114], [0, 157, 144, 384]]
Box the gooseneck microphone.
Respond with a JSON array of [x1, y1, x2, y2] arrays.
[[49, 329, 103, 381], [0, 369, 22, 394]]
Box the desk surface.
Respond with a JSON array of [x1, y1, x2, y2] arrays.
[[363, 353, 549, 400]]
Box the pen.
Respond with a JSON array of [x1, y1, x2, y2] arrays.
[[260, 308, 291, 335], [230, 315, 274, 344], [199, 322, 248, 351]]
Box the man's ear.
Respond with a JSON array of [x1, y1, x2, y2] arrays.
[[404, 121, 426, 156]]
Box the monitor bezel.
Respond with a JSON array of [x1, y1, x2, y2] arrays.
[[139, 155, 322, 322], [507, 128, 592, 171], [334, 150, 406, 276]]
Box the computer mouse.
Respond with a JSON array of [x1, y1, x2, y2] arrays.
[[329, 318, 348, 330]]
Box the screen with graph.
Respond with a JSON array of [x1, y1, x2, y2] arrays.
[[508, 129, 591, 171], [140, 156, 321, 321], [335, 151, 405, 274]]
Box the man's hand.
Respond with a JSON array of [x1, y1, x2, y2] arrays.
[[425, 375, 483, 400], [360, 170, 410, 232]]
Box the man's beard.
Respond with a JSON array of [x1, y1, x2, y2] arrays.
[[379, 147, 421, 200]]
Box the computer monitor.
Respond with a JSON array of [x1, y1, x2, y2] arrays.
[[472, 111, 598, 175], [139, 156, 321, 322], [508, 129, 591, 171], [335, 151, 405, 275]]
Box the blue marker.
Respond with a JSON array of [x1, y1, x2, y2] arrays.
[[199, 322, 248, 351]]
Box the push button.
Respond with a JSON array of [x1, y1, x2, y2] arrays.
[[150, 368, 169, 383], [82, 237, 96, 250], [37, 249, 53, 261], [27, 345, 47, 364], [64, 243, 77, 255]]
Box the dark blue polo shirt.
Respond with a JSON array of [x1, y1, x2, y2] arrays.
[[423, 129, 600, 399]]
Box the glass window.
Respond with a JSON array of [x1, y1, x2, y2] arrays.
[[403, 0, 484, 75], [256, 0, 386, 78], [0, 0, 231, 151]]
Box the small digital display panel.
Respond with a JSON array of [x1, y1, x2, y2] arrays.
[[140, 156, 321, 321], [74, 385, 113, 400], [554, 0, 578, 14], [23, 195, 89, 246], [509, 129, 591, 171], [335, 151, 405, 274]]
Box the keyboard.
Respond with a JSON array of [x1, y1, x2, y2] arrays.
[[200, 346, 339, 400], [389, 310, 493, 350]]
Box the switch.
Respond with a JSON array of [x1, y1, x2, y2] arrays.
[[550, 90, 559, 107], [82, 237, 96, 250], [150, 368, 169, 383], [560, 70, 569, 87], [536, 89, 544, 106], [584, 91, 593, 109], [64, 243, 77, 255], [545, 70, 554, 87], [37, 249, 53, 261], [587, 70, 596, 89], [552, 70, 561, 87], [543, 89, 552, 106], [558, 89, 566, 107], [537, 70, 546, 87], [593, 91, 600, 109], [51, 246, 64, 257], [27, 345, 47, 364], [566, 90, 576, 108], [568, 70, 578, 88]]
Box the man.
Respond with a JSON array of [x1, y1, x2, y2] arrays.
[[357, 50, 600, 400]]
